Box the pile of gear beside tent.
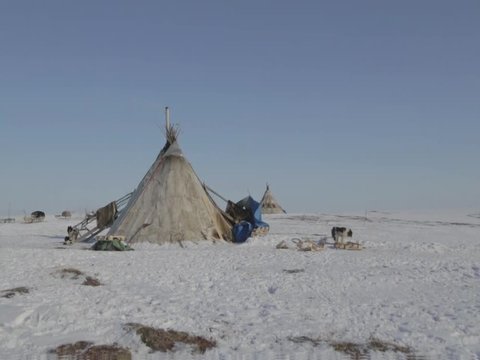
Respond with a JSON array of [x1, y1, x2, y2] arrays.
[[64, 108, 287, 250], [91, 235, 133, 251], [226, 196, 270, 243]]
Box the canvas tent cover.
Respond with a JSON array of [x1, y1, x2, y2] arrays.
[[107, 138, 233, 245]]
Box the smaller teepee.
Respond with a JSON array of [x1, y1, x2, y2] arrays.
[[261, 184, 286, 214]]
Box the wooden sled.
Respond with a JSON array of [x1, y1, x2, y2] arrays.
[[0, 218, 15, 224], [23, 216, 44, 224], [334, 241, 362, 250], [297, 239, 324, 252], [276, 238, 324, 251]]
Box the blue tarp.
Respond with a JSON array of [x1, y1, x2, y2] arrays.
[[232, 196, 269, 243]]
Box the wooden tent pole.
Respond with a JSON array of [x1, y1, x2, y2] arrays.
[[165, 106, 170, 129]]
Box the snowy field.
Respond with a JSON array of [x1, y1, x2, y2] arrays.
[[1, 210, 479, 359]]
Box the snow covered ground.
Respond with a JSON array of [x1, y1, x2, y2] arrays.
[[1, 210, 479, 359]]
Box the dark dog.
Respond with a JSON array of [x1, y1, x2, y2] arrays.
[[64, 226, 79, 245], [331, 227, 353, 244]]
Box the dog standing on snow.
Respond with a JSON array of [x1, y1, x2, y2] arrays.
[[331, 227, 353, 244]]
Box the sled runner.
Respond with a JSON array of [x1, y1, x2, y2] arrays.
[[334, 241, 362, 250]]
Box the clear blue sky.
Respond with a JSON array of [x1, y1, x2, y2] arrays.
[[1, 0, 479, 215]]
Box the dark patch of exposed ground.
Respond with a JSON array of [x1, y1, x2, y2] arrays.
[[124, 323, 216, 354], [0, 286, 29, 298]]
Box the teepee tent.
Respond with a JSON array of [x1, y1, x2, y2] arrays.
[[260, 184, 286, 214], [107, 110, 233, 245]]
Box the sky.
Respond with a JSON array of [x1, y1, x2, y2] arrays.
[[0, 0, 479, 215]]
